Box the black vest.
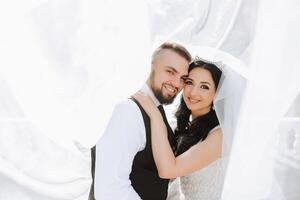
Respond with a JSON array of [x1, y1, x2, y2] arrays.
[[89, 146, 96, 200], [88, 99, 176, 200], [129, 98, 176, 200]]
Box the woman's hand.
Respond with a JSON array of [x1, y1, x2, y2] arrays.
[[133, 91, 161, 118]]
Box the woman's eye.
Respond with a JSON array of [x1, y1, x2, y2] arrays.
[[200, 85, 209, 90]]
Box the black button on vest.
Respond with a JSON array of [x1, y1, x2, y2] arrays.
[[129, 98, 176, 200]]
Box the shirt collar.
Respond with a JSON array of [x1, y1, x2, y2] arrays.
[[140, 83, 161, 107]]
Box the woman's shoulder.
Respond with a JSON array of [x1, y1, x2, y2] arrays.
[[206, 126, 222, 143], [209, 125, 222, 134]]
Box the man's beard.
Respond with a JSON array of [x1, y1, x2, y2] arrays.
[[152, 87, 176, 105], [149, 71, 176, 105]]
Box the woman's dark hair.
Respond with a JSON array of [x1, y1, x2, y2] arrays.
[[174, 60, 222, 156]]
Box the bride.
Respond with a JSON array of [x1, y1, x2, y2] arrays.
[[134, 58, 226, 200]]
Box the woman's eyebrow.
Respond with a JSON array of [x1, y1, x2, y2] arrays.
[[200, 81, 211, 85]]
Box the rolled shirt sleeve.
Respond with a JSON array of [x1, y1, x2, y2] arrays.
[[95, 99, 146, 200]]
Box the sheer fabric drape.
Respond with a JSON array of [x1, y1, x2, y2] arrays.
[[0, 0, 299, 199]]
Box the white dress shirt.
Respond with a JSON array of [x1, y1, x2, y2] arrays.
[[95, 84, 160, 200]]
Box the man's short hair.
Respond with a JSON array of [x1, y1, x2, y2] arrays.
[[152, 42, 192, 64]]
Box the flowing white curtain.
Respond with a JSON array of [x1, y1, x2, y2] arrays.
[[0, 0, 150, 199], [149, 1, 300, 199], [0, 0, 299, 199], [221, 1, 300, 199]]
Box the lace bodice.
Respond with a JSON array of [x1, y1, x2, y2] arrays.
[[168, 158, 225, 200]]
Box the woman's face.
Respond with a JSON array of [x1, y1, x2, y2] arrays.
[[183, 67, 217, 118]]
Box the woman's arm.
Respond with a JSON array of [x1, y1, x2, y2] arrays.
[[150, 112, 222, 178], [133, 92, 222, 179]]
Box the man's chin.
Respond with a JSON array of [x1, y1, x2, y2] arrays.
[[161, 95, 176, 105], [152, 87, 176, 104]]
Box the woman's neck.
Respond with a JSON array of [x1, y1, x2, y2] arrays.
[[191, 107, 212, 120]]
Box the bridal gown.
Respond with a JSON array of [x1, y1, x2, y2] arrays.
[[168, 158, 225, 200]]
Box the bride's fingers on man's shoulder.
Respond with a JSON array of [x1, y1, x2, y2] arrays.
[[138, 91, 148, 97], [132, 93, 140, 101], [133, 91, 144, 98], [133, 93, 146, 103], [134, 91, 141, 96]]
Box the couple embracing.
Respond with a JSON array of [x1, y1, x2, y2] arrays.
[[93, 42, 231, 200]]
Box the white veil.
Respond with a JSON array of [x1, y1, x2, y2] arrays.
[[0, 0, 151, 199], [158, 0, 300, 199], [1, 0, 300, 199]]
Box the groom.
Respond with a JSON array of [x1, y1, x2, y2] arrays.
[[94, 42, 191, 200]]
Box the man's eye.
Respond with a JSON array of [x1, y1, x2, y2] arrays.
[[185, 80, 193, 85], [167, 70, 174, 75]]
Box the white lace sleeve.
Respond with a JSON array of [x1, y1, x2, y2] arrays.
[[167, 178, 185, 200]]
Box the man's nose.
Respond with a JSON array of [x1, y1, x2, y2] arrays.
[[172, 75, 183, 88]]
